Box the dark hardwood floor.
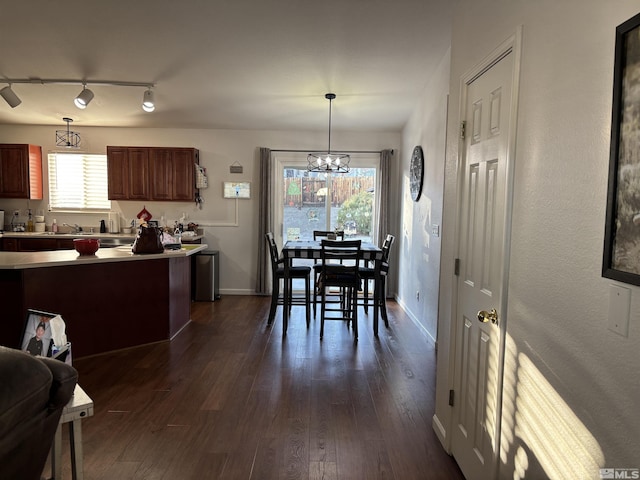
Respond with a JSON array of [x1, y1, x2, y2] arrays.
[[51, 296, 464, 480]]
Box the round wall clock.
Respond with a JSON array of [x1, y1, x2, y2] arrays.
[[410, 145, 424, 201]]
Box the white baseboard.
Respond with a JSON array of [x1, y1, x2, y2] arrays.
[[395, 296, 436, 344]]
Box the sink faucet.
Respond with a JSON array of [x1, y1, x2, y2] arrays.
[[63, 223, 83, 233]]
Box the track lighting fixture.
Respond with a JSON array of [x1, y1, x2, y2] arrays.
[[0, 78, 156, 112], [0, 85, 21, 108], [142, 88, 155, 112], [74, 85, 94, 109]]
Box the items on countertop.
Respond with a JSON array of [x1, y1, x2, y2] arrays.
[[131, 224, 164, 254]]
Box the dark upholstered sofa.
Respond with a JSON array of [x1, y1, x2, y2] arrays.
[[0, 345, 78, 480]]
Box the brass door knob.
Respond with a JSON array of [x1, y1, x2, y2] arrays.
[[477, 308, 498, 325]]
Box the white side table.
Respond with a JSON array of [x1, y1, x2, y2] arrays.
[[51, 384, 94, 480]]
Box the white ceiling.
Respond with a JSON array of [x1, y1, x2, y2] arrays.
[[0, 0, 452, 132]]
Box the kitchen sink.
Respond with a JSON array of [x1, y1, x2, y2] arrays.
[[98, 237, 134, 247]]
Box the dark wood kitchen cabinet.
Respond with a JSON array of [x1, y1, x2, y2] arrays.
[[107, 146, 150, 200], [0, 144, 43, 199], [150, 148, 198, 201], [107, 146, 198, 202], [1, 237, 75, 251]]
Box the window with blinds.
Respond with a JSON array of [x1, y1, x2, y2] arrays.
[[48, 153, 111, 211]]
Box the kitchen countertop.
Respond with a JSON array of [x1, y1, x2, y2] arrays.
[[1, 231, 205, 242], [0, 243, 208, 269]]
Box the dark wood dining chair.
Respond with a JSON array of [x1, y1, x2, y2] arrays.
[[265, 232, 311, 332], [318, 239, 361, 340], [359, 234, 395, 335], [312, 230, 345, 317]]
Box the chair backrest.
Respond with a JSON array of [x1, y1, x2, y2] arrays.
[[265, 232, 280, 269], [314, 230, 345, 241], [381, 234, 395, 263], [320, 239, 361, 277]]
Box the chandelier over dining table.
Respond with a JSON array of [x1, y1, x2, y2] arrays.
[[307, 93, 351, 174]]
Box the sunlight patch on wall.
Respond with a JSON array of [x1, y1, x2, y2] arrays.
[[500, 335, 604, 479]]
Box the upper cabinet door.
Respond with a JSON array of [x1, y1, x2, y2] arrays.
[[150, 149, 173, 201], [107, 147, 129, 200], [0, 144, 43, 199], [172, 149, 197, 201], [127, 148, 150, 200]]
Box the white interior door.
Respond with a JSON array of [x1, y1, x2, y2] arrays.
[[451, 43, 518, 480]]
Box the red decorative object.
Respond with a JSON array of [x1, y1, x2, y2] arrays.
[[136, 206, 152, 222], [73, 238, 100, 255]]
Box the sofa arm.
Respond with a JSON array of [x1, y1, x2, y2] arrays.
[[0, 346, 78, 480], [39, 357, 78, 411]]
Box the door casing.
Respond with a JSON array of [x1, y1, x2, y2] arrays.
[[448, 27, 523, 479]]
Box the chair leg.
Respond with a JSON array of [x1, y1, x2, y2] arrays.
[[268, 276, 279, 326], [379, 277, 389, 328], [351, 286, 358, 339], [373, 278, 380, 336], [363, 277, 369, 314], [320, 285, 326, 339], [305, 274, 311, 328], [313, 271, 319, 319]]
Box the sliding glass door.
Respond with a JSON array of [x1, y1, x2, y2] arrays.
[[274, 152, 379, 245], [273, 152, 379, 291]]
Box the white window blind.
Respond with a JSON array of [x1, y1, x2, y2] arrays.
[[48, 153, 111, 211]]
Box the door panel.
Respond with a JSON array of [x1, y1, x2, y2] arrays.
[[452, 49, 515, 480]]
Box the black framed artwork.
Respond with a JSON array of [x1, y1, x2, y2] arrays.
[[410, 146, 424, 202], [603, 11, 640, 286]]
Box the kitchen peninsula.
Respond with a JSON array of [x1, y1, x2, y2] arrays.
[[0, 244, 206, 358]]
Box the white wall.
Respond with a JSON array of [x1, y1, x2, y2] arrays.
[[398, 51, 451, 340], [0, 126, 400, 295], [433, 1, 640, 477]]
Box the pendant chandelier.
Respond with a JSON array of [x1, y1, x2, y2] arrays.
[[307, 93, 350, 174], [55, 117, 81, 148]]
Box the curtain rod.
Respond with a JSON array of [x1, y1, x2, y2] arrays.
[[270, 148, 392, 154]]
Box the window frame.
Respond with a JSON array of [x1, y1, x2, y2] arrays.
[[47, 152, 111, 213], [272, 152, 380, 248]]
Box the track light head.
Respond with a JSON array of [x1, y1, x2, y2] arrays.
[[74, 86, 94, 109], [142, 88, 155, 112], [0, 85, 22, 108]]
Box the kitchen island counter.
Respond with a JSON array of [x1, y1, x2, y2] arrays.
[[0, 244, 207, 269], [0, 245, 208, 358]]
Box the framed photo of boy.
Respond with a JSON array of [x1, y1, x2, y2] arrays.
[[603, 12, 640, 286], [21, 310, 56, 357]]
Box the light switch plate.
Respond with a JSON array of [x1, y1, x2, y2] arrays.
[[431, 224, 440, 237], [608, 284, 630, 337]]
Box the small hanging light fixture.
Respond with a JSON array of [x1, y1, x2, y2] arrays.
[[307, 93, 350, 174], [55, 117, 81, 148]]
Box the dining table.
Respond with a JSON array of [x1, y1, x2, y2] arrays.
[[281, 240, 384, 335]]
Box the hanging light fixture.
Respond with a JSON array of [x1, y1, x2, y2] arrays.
[[142, 88, 155, 112], [74, 85, 94, 109], [55, 117, 81, 148], [0, 84, 21, 108], [307, 93, 350, 174]]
